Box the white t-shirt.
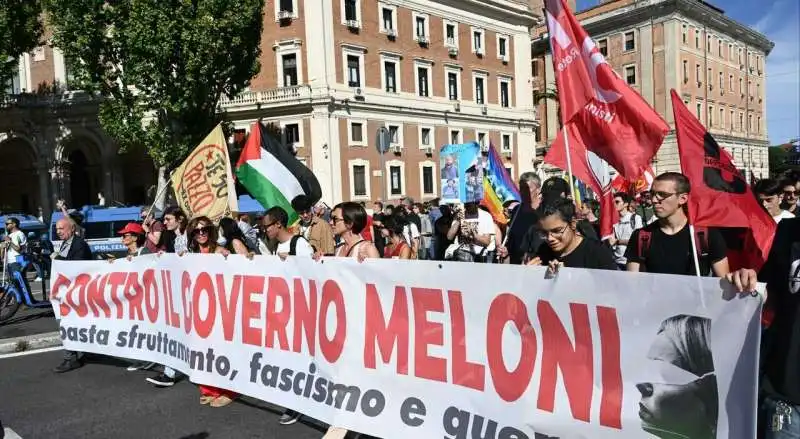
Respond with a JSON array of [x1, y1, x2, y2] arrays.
[[612, 212, 643, 265], [6, 230, 26, 264], [774, 210, 795, 223], [461, 209, 495, 254], [275, 236, 314, 257], [402, 222, 420, 248]]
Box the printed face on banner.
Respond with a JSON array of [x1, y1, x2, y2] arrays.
[[50, 256, 760, 439], [439, 142, 482, 204]]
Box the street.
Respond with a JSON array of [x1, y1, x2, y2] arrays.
[[0, 276, 59, 341], [0, 350, 332, 439]]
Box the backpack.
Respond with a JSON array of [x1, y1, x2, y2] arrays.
[[289, 235, 305, 256], [637, 226, 710, 272]]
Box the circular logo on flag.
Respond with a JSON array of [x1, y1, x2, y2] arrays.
[[174, 143, 231, 221]]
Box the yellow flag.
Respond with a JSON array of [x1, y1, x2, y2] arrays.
[[170, 124, 239, 222]]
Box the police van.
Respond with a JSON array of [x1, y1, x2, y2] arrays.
[[50, 205, 143, 258]]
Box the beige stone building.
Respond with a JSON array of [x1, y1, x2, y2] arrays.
[[222, 0, 540, 205], [531, 0, 773, 179]]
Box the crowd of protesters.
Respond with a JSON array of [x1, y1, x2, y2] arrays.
[[42, 167, 800, 438]]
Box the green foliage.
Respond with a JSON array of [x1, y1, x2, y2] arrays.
[[44, 0, 264, 167], [0, 0, 43, 99], [769, 145, 800, 178]]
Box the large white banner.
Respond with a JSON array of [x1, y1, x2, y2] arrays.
[[50, 255, 762, 439]]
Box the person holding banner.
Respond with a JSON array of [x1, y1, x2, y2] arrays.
[[186, 216, 237, 407], [529, 199, 617, 271], [331, 202, 380, 260], [380, 214, 413, 260]]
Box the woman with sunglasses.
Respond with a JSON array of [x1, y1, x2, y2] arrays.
[[529, 199, 617, 271], [186, 216, 236, 407]]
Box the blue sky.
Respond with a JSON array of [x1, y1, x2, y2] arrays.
[[576, 0, 800, 144]]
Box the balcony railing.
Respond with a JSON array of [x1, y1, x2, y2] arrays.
[[220, 85, 312, 109], [0, 90, 100, 109]]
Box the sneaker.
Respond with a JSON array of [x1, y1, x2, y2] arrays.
[[278, 409, 302, 425], [33, 277, 42, 282], [126, 361, 156, 372], [146, 373, 176, 387], [53, 359, 82, 373]]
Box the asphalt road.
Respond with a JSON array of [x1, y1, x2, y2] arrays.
[[0, 350, 335, 439]]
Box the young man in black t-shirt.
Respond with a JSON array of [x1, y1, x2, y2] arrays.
[[625, 172, 729, 277], [728, 218, 800, 437]]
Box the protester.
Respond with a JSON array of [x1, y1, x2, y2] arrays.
[[265, 206, 314, 259], [186, 216, 236, 408], [754, 178, 796, 223], [292, 195, 336, 255], [147, 206, 188, 387], [780, 175, 799, 216], [381, 214, 413, 259], [530, 199, 617, 271], [371, 202, 386, 257], [140, 206, 165, 253], [3, 217, 29, 297], [236, 213, 260, 252], [433, 204, 455, 261], [446, 203, 493, 262], [218, 217, 251, 255], [52, 217, 94, 373], [331, 202, 380, 260], [608, 193, 643, 270], [398, 209, 421, 259], [726, 217, 800, 437], [402, 197, 422, 231], [626, 172, 729, 277], [413, 203, 433, 260], [498, 172, 542, 264]]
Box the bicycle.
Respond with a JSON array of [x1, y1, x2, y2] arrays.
[[0, 250, 51, 323]]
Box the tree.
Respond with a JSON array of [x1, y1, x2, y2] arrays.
[[0, 0, 43, 99], [44, 0, 264, 206], [769, 142, 800, 178]]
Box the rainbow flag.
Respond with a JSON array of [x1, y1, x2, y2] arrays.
[[480, 144, 521, 224]]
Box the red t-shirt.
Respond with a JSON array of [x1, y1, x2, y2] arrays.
[[361, 215, 373, 241]]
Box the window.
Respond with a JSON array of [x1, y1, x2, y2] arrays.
[[388, 124, 400, 145], [718, 40, 723, 57], [598, 38, 608, 57], [729, 74, 734, 91], [450, 129, 462, 144], [379, 5, 397, 34], [728, 43, 734, 59], [4, 65, 20, 95], [757, 83, 760, 98], [416, 63, 432, 97], [383, 60, 397, 93], [534, 126, 541, 142], [353, 165, 367, 197], [695, 28, 700, 49], [624, 65, 636, 85], [497, 35, 509, 60], [505, 167, 514, 178], [682, 60, 688, 82], [472, 27, 485, 54], [499, 79, 510, 108], [748, 114, 753, 131], [719, 108, 725, 128], [730, 110, 735, 130], [419, 127, 433, 148], [707, 35, 711, 52], [447, 70, 460, 101], [444, 21, 458, 47], [739, 112, 744, 130], [695, 64, 701, 83], [738, 47, 743, 65], [682, 24, 687, 44], [739, 78, 744, 94], [279, 0, 294, 13], [474, 74, 485, 105], [477, 131, 487, 148], [719, 72, 723, 90], [422, 165, 434, 195], [413, 13, 429, 43], [344, 0, 358, 22], [281, 54, 298, 86], [347, 54, 361, 87], [624, 31, 635, 51], [696, 102, 702, 120], [32, 46, 45, 62], [284, 123, 300, 146], [390, 165, 402, 195], [501, 133, 512, 151], [707, 68, 712, 86], [757, 116, 761, 133], [349, 121, 365, 145], [532, 59, 540, 77], [708, 105, 713, 125]]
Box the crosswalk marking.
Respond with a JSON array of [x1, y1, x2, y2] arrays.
[[4, 427, 23, 438]]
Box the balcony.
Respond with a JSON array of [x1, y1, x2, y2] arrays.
[[0, 90, 100, 109], [219, 85, 312, 110]]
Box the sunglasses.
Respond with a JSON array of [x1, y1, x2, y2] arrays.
[[784, 191, 797, 198], [192, 226, 212, 236]]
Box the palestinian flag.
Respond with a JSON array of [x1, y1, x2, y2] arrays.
[[235, 122, 322, 225]]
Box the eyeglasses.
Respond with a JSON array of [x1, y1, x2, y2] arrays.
[[263, 221, 278, 229], [330, 216, 344, 224], [649, 191, 680, 202], [784, 191, 797, 198], [537, 225, 569, 238]]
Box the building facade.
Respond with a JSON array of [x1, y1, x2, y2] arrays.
[[221, 0, 539, 205], [531, 0, 774, 179]]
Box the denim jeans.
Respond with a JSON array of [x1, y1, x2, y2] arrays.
[[763, 396, 800, 438]]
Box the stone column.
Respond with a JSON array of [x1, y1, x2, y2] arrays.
[[37, 160, 52, 218], [50, 160, 72, 207]]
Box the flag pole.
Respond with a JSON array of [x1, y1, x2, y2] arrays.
[[688, 223, 702, 277], [562, 125, 577, 204]]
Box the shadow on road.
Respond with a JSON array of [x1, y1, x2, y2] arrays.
[[0, 309, 54, 327], [178, 433, 209, 439]]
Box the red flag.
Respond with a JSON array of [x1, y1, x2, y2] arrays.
[[611, 166, 654, 194], [544, 0, 669, 179], [670, 89, 776, 270], [544, 122, 619, 240]]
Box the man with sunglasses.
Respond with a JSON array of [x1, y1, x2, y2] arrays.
[[625, 172, 730, 277], [781, 176, 799, 217]]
